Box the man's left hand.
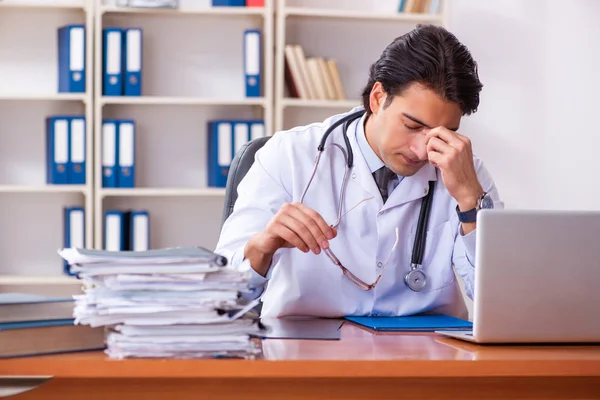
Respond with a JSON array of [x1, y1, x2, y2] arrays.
[[425, 127, 484, 214]]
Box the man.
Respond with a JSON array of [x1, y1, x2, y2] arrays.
[[215, 24, 501, 318]]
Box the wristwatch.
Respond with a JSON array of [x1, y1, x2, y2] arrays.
[[456, 192, 494, 223]]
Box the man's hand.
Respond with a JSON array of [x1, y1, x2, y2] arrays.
[[244, 202, 337, 277], [425, 127, 484, 234]]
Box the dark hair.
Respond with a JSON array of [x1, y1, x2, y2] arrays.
[[361, 24, 483, 116]]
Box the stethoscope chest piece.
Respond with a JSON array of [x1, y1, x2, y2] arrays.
[[404, 265, 427, 292]]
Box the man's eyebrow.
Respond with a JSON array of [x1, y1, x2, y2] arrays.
[[402, 113, 459, 132]]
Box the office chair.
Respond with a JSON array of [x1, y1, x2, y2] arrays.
[[221, 136, 272, 226]]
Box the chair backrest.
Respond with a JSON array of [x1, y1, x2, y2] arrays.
[[221, 136, 272, 226]]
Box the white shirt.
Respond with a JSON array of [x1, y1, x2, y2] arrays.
[[215, 107, 501, 318]]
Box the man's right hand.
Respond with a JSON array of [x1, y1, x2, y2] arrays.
[[244, 202, 337, 277]]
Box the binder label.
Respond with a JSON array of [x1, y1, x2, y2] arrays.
[[127, 29, 142, 72], [250, 122, 265, 140], [107, 31, 122, 74], [245, 31, 260, 75], [133, 214, 149, 251], [217, 123, 232, 167], [119, 123, 134, 167], [70, 209, 85, 249], [102, 122, 116, 167], [70, 27, 85, 72], [54, 120, 68, 164], [105, 214, 121, 251], [234, 123, 249, 155], [71, 118, 85, 164]]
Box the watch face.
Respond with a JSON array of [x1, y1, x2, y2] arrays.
[[480, 194, 494, 209]]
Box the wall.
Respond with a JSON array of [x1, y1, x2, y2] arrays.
[[446, 0, 600, 211]]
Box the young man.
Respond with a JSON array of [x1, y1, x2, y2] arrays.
[[215, 24, 501, 318]]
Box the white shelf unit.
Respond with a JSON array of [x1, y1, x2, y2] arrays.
[[93, 0, 274, 251], [0, 0, 94, 284], [274, 0, 448, 133]]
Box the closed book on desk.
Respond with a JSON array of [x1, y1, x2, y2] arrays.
[[58, 24, 85, 93], [0, 293, 74, 324], [0, 319, 105, 358], [345, 314, 472, 332], [0, 293, 105, 358]]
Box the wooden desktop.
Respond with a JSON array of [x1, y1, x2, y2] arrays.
[[0, 322, 599, 399]]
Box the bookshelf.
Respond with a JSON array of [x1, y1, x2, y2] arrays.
[[274, 0, 448, 132], [0, 0, 93, 284], [93, 0, 274, 251]]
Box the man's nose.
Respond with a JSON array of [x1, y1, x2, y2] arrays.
[[410, 134, 429, 160]]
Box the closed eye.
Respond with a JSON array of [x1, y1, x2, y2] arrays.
[[404, 124, 422, 131]]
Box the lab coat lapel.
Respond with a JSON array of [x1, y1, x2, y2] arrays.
[[383, 162, 438, 210]]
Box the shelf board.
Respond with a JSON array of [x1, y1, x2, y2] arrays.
[[282, 98, 360, 109], [284, 7, 443, 22], [101, 96, 267, 106], [100, 188, 226, 197], [0, 275, 80, 285], [0, 93, 87, 102], [100, 5, 266, 16], [0, 0, 86, 10], [0, 185, 88, 194]]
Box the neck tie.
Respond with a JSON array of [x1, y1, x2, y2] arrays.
[[373, 166, 396, 203]]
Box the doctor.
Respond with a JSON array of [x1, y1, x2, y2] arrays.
[[215, 24, 501, 318]]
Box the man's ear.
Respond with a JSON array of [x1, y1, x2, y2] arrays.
[[369, 82, 387, 115]]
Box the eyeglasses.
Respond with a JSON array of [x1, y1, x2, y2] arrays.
[[323, 226, 400, 291], [300, 143, 400, 291]]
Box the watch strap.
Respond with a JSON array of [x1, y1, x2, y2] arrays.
[[456, 205, 478, 223]]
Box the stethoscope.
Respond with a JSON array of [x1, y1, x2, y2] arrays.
[[300, 108, 435, 292]]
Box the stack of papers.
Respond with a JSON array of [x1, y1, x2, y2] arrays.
[[58, 246, 263, 359]]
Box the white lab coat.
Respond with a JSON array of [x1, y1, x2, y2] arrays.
[[215, 107, 501, 318]]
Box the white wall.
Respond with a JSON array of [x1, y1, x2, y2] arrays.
[[446, 0, 600, 211]]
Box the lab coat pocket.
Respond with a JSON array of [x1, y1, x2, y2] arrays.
[[406, 220, 456, 293]]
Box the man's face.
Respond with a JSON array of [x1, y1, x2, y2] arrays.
[[365, 82, 463, 176]]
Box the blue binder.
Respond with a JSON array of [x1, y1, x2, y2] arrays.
[[130, 210, 150, 251], [63, 206, 85, 275], [117, 120, 135, 188], [243, 30, 262, 97], [212, 0, 245, 5], [69, 116, 86, 184], [102, 28, 123, 96], [58, 25, 85, 93], [101, 119, 119, 188], [123, 28, 142, 96], [46, 116, 70, 184], [207, 120, 234, 188], [104, 210, 130, 251]]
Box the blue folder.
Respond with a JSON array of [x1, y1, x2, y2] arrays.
[[345, 314, 473, 332], [57, 24, 86, 93]]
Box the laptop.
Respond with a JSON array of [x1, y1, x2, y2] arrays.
[[436, 209, 600, 344]]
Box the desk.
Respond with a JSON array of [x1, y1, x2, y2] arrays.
[[0, 322, 599, 399]]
